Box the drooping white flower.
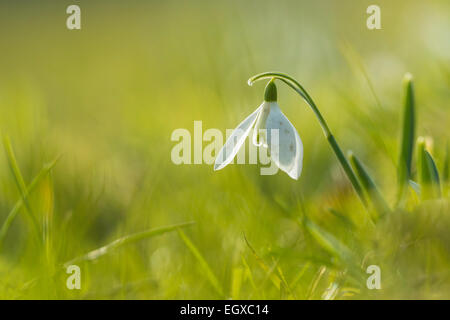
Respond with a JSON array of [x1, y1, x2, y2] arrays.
[[214, 80, 303, 179]]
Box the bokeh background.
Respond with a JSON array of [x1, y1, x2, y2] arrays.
[[0, 0, 448, 299]]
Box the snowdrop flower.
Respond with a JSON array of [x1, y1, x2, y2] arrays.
[[213, 71, 370, 209], [214, 79, 303, 179]]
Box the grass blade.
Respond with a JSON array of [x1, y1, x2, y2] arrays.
[[328, 208, 355, 229], [230, 267, 243, 300], [303, 217, 354, 263], [243, 234, 281, 291], [417, 137, 441, 199], [241, 255, 259, 298], [348, 151, 390, 220], [177, 229, 225, 297], [290, 262, 311, 293], [274, 263, 295, 299], [3, 135, 41, 240], [0, 156, 60, 250], [397, 73, 415, 202], [339, 41, 383, 110], [424, 150, 441, 196], [306, 265, 327, 299], [64, 221, 195, 266], [327, 135, 369, 209]]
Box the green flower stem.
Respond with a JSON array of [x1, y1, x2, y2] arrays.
[[248, 72, 368, 208]]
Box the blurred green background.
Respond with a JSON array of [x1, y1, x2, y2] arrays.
[[0, 0, 449, 299]]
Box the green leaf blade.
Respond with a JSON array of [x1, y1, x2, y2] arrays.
[[417, 138, 441, 199], [0, 156, 60, 250], [303, 217, 354, 264], [177, 229, 225, 298], [397, 73, 415, 202], [348, 151, 390, 219], [2, 135, 41, 242], [64, 221, 195, 266]]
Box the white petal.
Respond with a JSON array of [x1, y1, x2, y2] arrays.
[[265, 102, 303, 179], [252, 101, 271, 147], [214, 105, 262, 171]]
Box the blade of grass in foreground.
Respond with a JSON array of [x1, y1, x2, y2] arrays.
[[274, 262, 296, 299], [3, 135, 41, 242], [397, 73, 415, 203], [241, 255, 257, 288], [177, 229, 225, 298], [348, 151, 390, 220], [417, 138, 441, 200], [243, 234, 282, 291], [290, 262, 311, 294], [0, 156, 60, 250], [64, 221, 195, 267], [230, 266, 243, 300], [306, 265, 327, 300]]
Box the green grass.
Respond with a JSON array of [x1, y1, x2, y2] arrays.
[[0, 0, 449, 299]]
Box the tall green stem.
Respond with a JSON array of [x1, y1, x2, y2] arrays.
[[248, 72, 368, 208]]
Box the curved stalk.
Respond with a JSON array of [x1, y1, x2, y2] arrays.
[[249, 72, 331, 136], [248, 72, 368, 208]]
